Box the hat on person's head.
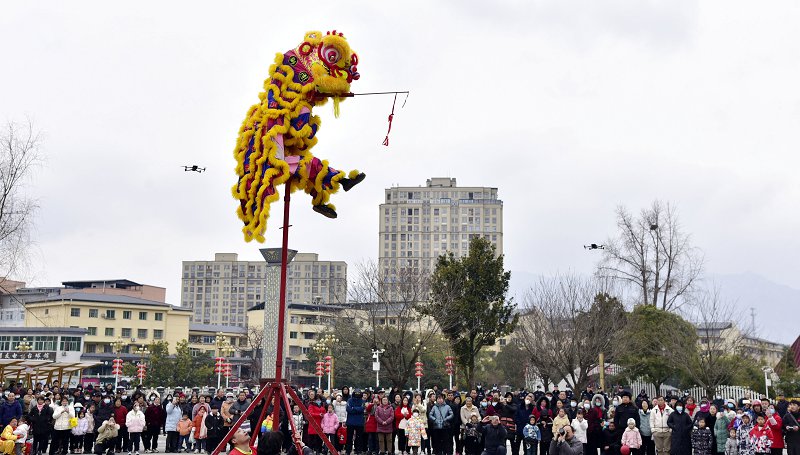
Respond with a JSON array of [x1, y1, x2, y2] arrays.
[[627, 418, 635, 425], [752, 399, 762, 407], [620, 390, 632, 398], [505, 392, 514, 399]]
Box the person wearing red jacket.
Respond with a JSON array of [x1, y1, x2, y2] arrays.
[[113, 399, 129, 453], [765, 407, 783, 455], [395, 397, 412, 455], [749, 415, 774, 455], [305, 397, 327, 454], [365, 398, 379, 455], [586, 396, 606, 455], [144, 398, 166, 453]]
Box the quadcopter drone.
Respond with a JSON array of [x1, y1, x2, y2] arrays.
[[183, 165, 206, 173], [584, 244, 605, 250]]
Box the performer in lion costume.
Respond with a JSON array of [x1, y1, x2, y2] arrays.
[[232, 30, 366, 243]]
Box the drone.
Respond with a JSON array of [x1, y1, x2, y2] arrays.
[[584, 244, 605, 250], [183, 165, 206, 173]]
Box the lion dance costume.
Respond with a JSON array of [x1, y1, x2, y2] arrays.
[[232, 30, 366, 243]]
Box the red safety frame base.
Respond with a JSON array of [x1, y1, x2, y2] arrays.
[[210, 181, 338, 455]]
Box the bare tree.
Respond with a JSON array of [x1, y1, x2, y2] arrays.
[[0, 120, 42, 281], [683, 289, 749, 398], [599, 200, 703, 312], [517, 274, 626, 392], [332, 261, 439, 388], [244, 324, 265, 379]]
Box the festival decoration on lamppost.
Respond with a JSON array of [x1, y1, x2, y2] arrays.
[[445, 356, 455, 390], [313, 333, 339, 395], [215, 333, 235, 390], [135, 346, 150, 385], [111, 338, 126, 390]]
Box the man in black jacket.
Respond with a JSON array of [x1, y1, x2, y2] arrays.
[[29, 396, 54, 455], [613, 391, 640, 430], [479, 416, 508, 455], [784, 400, 800, 455], [205, 407, 226, 454]]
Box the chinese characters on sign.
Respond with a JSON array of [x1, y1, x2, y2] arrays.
[[0, 351, 55, 361]]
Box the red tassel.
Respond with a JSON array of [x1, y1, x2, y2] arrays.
[[383, 94, 396, 147]]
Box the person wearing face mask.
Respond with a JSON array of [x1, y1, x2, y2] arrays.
[[666, 401, 692, 455], [496, 393, 520, 455], [126, 403, 146, 455], [571, 409, 588, 453], [305, 394, 326, 454], [535, 398, 554, 455], [586, 395, 606, 455], [763, 407, 782, 455], [567, 401, 579, 421], [144, 397, 165, 453]]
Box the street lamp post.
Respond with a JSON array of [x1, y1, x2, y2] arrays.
[[215, 333, 235, 390], [313, 334, 339, 395], [111, 338, 126, 390], [15, 338, 32, 387], [372, 348, 385, 389], [412, 338, 426, 392], [762, 366, 773, 400], [135, 346, 150, 386]]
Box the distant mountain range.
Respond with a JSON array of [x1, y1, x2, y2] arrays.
[[509, 270, 798, 345]]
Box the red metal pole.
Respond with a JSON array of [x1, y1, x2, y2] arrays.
[[271, 180, 292, 430]]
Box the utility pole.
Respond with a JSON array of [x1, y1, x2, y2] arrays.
[[372, 348, 385, 388]]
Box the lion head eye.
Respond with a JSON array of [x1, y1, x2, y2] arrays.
[[322, 45, 342, 65]]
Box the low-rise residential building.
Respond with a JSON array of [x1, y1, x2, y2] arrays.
[[696, 322, 786, 367]]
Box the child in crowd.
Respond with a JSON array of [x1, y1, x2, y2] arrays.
[[621, 418, 642, 455], [71, 410, 89, 454], [725, 429, 739, 455], [321, 404, 340, 454], [192, 407, 207, 454], [691, 418, 714, 455], [523, 414, 541, 455], [462, 414, 483, 455], [12, 416, 29, 455], [405, 409, 428, 455], [177, 414, 193, 453]]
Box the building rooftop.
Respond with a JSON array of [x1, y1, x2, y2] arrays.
[[247, 302, 349, 312], [25, 292, 189, 310], [62, 279, 144, 289], [0, 326, 87, 335]]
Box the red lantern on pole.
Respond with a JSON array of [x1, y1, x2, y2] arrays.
[[414, 361, 424, 378], [223, 363, 232, 378], [112, 358, 124, 375], [445, 356, 455, 375], [137, 363, 147, 379], [315, 361, 325, 377]]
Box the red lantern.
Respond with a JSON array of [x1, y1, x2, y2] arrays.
[[315, 361, 325, 377]]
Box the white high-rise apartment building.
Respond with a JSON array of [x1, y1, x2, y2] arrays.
[[379, 178, 503, 276], [181, 253, 347, 328]]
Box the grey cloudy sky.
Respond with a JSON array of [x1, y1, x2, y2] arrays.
[[2, 1, 799, 322]]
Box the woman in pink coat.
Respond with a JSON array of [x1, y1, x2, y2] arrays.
[[321, 404, 341, 449]]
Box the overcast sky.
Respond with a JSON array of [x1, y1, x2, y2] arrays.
[[2, 1, 799, 327]]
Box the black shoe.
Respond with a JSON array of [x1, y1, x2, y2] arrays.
[[313, 204, 338, 219], [340, 173, 366, 192]]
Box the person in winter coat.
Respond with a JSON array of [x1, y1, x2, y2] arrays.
[[406, 409, 428, 455], [13, 416, 30, 455], [321, 404, 340, 452], [395, 396, 412, 455], [29, 395, 54, 455], [747, 415, 772, 455], [571, 410, 588, 452], [523, 415, 541, 455], [587, 395, 607, 455], [536, 398, 555, 455], [666, 401, 692, 455], [621, 418, 643, 455], [691, 419, 714, 455], [191, 407, 208, 453], [715, 408, 732, 455], [333, 395, 348, 431], [638, 401, 653, 455], [113, 399, 130, 454], [429, 396, 454, 455], [126, 403, 147, 455], [164, 397, 183, 453], [724, 429, 738, 455], [176, 414, 193, 453], [736, 414, 754, 455], [0, 394, 23, 428], [650, 397, 673, 455], [602, 421, 622, 455], [614, 392, 640, 432], [71, 409, 90, 454], [144, 397, 166, 453], [375, 397, 395, 455], [305, 396, 326, 453], [83, 404, 96, 455], [764, 407, 782, 455], [784, 400, 800, 455], [346, 392, 366, 455], [50, 397, 75, 455], [552, 410, 570, 439], [479, 416, 508, 455], [95, 417, 120, 455], [547, 422, 582, 455], [204, 408, 225, 455]]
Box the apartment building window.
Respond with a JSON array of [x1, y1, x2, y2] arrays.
[[303, 332, 315, 340], [105, 310, 116, 319], [154, 312, 164, 321], [70, 308, 80, 317], [60, 336, 81, 351], [138, 329, 147, 339], [85, 344, 96, 353], [121, 328, 132, 338], [139, 311, 147, 320], [89, 309, 98, 318], [123, 311, 131, 320], [87, 327, 97, 336], [154, 329, 163, 340], [289, 332, 298, 339], [104, 328, 114, 336]]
